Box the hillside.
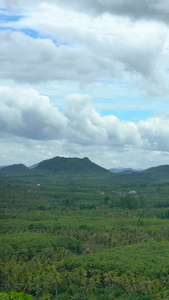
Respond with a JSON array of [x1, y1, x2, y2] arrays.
[[143, 164, 169, 180], [107, 164, 169, 183], [0, 163, 29, 173], [33, 156, 112, 177], [1, 157, 169, 183]]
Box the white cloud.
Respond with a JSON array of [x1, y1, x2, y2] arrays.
[[0, 30, 82, 83], [1, 88, 169, 169], [0, 2, 168, 97], [1, 88, 169, 155], [1, 135, 169, 170], [138, 113, 169, 151], [64, 94, 108, 145], [102, 115, 141, 146], [0, 86, 67, 139], [3, 0, 169, 23], [0, 14, 168, 97]]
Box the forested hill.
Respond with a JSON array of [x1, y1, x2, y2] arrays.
[[33, 156, 111, 177], [107, 164, 169, 183], [0, 163, 29, 173], [1, 157, 169, 182], [143, 164, 169, 179]]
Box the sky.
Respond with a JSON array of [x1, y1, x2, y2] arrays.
[[1, 0, 169, 169]]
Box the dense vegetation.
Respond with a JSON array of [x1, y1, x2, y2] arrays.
[[1, 158, 169, 299]]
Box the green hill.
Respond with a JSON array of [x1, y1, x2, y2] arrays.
[[143, 164, 169, 180], [111, 164, 169, 183], [0, 163, 29, 174], [1, 157, 169, 183], [33, 156, 111, 178]]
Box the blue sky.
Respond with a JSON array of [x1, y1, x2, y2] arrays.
[[0, 1, 169, 169], [0, 13, 22, 22], [100, 110, 155, 122]]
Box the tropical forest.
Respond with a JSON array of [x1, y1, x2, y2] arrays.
[[1, 156, 169, 299]]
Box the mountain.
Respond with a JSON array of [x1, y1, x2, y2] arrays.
[[1, 157, 169, 183], [0, 164, 29, 173], [33, 156, 111, 177], [109, 164, 169, 183], [109, 167, 143, 174], [0, 165, 8, 170], [143, 165, 169, 180], [29, 163, 39, 169], [109, 167, 135, 174]]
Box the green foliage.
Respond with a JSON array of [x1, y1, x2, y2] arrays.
[[0, 292, 32, 299], [34, 156, 112, 178], [1, 174, 169, 298], [0, 233, 82, 259], [119, 195, 138, 209]]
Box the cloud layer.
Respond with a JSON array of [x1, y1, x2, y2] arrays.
[[1, 87, 169, 169], [58, 0, 169, 23], [0, 18, 168, 97], [0, 0, 169, 168], [2, 0, 169, 23], [1, 87, 169, 154]]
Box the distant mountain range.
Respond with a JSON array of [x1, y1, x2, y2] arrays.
[[109, 167, 143, 174], [109, 164, 169, 183], [0, 157, 169, 182], [29, 163, 39, 169], [0, 156, 111, 178]]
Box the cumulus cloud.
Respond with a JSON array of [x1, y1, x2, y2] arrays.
[[138, 113, 169, 151], [0, 19, 168, 97], [64, 94, 108, 145], [0, 30, 117, 84], [0, 31, 86, 83], [0, 86, 67, 139], [0, 1, 168, 97], [2, 88, 169, 154], [0, 88, 142, 147], [102, 115, 141, 146], [63, 94, 145, 148], [0, 2, 169, 96], [1, 88, 169, 168]]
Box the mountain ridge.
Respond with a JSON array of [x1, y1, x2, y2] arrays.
[[109, 167, 143, 174], [0, 156, 111, 179], [33, 156, 111, 177], [0, 157, 169, 182]]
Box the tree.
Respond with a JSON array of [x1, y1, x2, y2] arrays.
[[0, 292, 32, 299], [119, 195, 138, 209]]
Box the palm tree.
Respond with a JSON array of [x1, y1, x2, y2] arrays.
[[73, 267, 87, 286], [90, 274, 101, 285], [104, 270, 118, 286], [49, 270, 63, 297]]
